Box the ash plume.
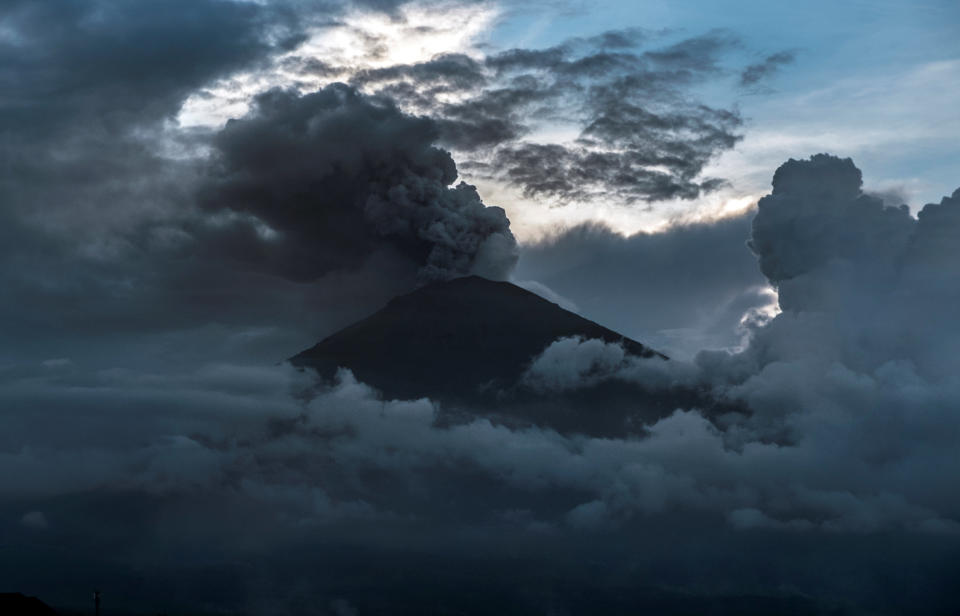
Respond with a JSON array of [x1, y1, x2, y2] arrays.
[[201, 84, 518, 284]]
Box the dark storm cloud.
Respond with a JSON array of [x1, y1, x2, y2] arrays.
[[0, 0, 360, 334], [906, 186, 960, 266], [663, 159, 960, 538], [513, 155, 960, 538], [740, 50, 795, 87], [0, 0, 517, 369], [0, 0, 307, 239], [351, 53, 486, 90], [0, 0, 302, 133], [346, 53, 535, 148], [349, 28, 760, 203], [201, 84, 518, 283], [486, 123, 739, 204], [747, 154, 914, 291]]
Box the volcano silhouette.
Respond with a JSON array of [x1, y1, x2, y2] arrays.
[[291, 275, 664, 399], [289, 276, 726, 436]]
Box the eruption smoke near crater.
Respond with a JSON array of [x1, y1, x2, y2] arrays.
[[1, 0, 960, 615], [201, 84, 519, 284]]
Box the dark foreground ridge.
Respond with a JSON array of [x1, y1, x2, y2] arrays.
[[0, 593, 58, 615], [292, 275, 664, 400]]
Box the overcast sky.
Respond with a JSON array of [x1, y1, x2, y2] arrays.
[[2, 1, 959, 614]]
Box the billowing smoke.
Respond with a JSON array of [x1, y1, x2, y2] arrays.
[[743, 154, 960, 377], [201, 84, 518, 284], [747, 153, 914, 291], [513, 154, 960, 536], [522, 335, 697, 392]]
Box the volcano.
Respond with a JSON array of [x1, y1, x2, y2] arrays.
[[291, 275, 664, 399], [288, 276, 726, 436]]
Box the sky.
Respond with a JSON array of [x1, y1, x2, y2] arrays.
[[179, 0, 960, 234], [1, 0, 960, 614]]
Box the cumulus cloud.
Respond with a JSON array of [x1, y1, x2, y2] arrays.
[[522, 336, 697, 392], [687, 155, 960, 533], [511, 155, 960, 543], [747, 153, 914, 289]]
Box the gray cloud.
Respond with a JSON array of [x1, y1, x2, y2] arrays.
[[740, 50, 795, 87], [521, 336, 699, 392], [344, 29, 791, 204], [0, 0, 305, 233], [201, 84, 518, 283], [0, 0, 302, 133], [747, 154, 915, 304], [0, 1, 520, 371], [515, 213, 771, 357], [513, 155, 960, 544], [3, 340, 959, 613]]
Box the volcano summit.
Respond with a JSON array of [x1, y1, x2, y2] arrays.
[[290, 276, 725, 436]]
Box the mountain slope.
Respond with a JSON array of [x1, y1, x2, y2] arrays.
[[291, 275, 665, 403]]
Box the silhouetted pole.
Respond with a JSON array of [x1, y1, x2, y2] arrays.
[[93, 590, 101, 616]]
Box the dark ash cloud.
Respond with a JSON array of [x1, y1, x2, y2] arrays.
[[0, 0, 522, 368], [0, 0, 523, 393], [202, 84, 518, 283], [0, 0, 302, 134], [748, 153, 914, 288]]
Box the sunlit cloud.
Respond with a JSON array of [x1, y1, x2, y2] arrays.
[[178, 1, 499, 128]]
